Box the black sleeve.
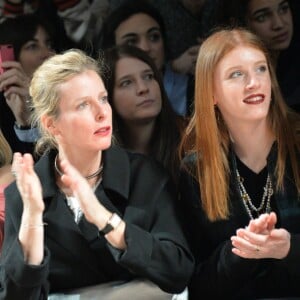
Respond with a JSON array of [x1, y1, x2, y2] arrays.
[[178, 168, 262, 299]]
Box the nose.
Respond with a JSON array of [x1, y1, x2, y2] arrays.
[[95, 101, 108, 121], [136, 79, 149, 95], [40, 44, 54, 60], [245, 73, 260, 90], [271, 13, 284, 30], [138, 38, 151, 53]]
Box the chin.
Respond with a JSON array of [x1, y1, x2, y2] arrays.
[[101, 140, 112, 150]]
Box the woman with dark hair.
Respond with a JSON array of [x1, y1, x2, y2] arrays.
[[0, 13, 56, 155], [179, 28, 300, 298], [100, 0, 193, 116], [103, 45, 184, 183]]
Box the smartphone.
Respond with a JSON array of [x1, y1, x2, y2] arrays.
[[0, 44, 15, 74]]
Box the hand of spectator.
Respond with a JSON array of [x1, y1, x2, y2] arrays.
[[231, 212, 291, 259], [246, 212, 277, 234], [58, 152, 111, 226], [171, 44, 201, 75], [12, 152, 44, 215], [0, 61, 32, 126]]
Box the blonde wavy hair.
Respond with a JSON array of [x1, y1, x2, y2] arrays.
[[29, 49, 105, 155]]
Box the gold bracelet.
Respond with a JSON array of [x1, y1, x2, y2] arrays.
[[23, 222, 48, 229]]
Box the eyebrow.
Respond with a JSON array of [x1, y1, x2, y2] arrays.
[[224, 60, 267, 72], [120, 26, 161, 40], [117, 67, 153, 81], [251, 0, 288, 17], [74, 91, 107, 102]]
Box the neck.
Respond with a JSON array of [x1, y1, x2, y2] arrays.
[[56, 147, 102, 180], [122, 119, 156, 155], [227, 120, 275, 173]]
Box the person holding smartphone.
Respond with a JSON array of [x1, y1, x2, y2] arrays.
[[0, 14, 57, 155]]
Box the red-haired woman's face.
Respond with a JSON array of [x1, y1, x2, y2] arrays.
[[213, 46, 272, 126], [246, 0, 293, 51]]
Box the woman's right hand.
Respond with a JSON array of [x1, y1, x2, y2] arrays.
[[12, 153, 45, 264], [12, 152, 44, 215]]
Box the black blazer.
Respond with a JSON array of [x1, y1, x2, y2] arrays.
[[0, 146, 194, 299]]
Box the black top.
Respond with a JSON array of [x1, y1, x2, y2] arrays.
[[0, 146, 194, 299], [179, 144, 300, 299]]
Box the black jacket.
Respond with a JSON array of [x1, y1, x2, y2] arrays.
[[0, 146, 194, 299], [179, 144, 300, 299]]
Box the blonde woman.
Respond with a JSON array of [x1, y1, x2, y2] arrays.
[[0, 49, 193, 299], [179, 28, 300, 299], [0, 129, 13, 249]]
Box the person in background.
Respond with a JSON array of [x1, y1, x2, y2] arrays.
[[0, 49, 193, 299], [0, 0, 109, 51], [0, 128, 13, 250], [103, 45, 184, 183], [215, 0, 299, 111], [100, 0, 193, 116], [179, 28, 300, 299], [149, 0, 219, 76], [0, 14, 56, 155]]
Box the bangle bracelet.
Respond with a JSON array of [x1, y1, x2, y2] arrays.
[[23, 222, 48, 229]]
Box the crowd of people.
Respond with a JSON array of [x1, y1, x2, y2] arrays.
[[0, 0, 299, 299]]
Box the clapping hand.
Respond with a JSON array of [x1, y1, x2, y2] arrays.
[[12, 152, 44, 215], [231, 212, 291, 259]]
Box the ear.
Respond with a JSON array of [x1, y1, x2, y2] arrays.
[[41, 114, 60, 136]]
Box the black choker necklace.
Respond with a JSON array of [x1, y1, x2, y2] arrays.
[[54, 155, 103, 180]]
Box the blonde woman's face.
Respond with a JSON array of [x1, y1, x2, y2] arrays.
[[246, 0, 293, 51], [51, 70, 112, 153], [213, 46, 272, 126]]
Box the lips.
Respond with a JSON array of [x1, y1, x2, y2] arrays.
[[272, 32, 289, 43], [94, 126, 111, 136], [137, 99, 155, 107], [243, 94, 265, 104]]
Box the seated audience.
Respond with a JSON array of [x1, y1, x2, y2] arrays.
[[100, 0, 193, 116], [179, 28, 300, 299]]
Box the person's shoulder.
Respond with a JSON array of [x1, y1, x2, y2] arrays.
[[109, 145, 170, 179]]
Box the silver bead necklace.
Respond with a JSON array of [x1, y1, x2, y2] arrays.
[[236, 167, 273, 220]]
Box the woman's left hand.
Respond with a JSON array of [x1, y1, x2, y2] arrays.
[[59, 157, 110, 226], [231, 213, 291, 259]]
